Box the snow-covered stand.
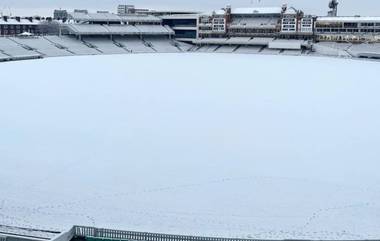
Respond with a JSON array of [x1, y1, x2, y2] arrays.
[[54, 226, 380, 241], [50, 228, 75, 241]]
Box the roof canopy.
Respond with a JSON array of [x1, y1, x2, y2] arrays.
[[68, 12, 162, 23], [215, 7, 282, 16], [65, 24, 174, 36], [317, 16, 380, 22]]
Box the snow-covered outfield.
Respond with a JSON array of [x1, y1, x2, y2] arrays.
[[0, 54, 380, 240]]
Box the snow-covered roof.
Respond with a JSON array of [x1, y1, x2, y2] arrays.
[[65, 23, 174, 35], [69, 12, 161, 23], [233, 7, 282, 15], [317, 16, 380, 22], [284, 7, 297, 15], [214, 7, 282, 16], [0, 18, 41, 25], [160, 14, 199, 20]]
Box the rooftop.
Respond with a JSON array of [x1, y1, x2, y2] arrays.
[[68, 12, 161, 23], [0, 18, 41, 25], [215, 7, 283, 15], [317, 16, 380, 22]]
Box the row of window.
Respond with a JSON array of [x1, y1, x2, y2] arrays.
[[0, 25, 37, 30], [0, 29, 37, 35], [316, 28, 380, 33]]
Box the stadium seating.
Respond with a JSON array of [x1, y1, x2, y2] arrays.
[[44, 36, 101, 55], [10, 37, 73, 57], [144, 37, 181, 52], [260, 48, 281, 54], [0, 37, 41, 58], [281, 49, 303, 55], [196, 45, 220, 52], [234, 46, 263, 54], [0, 51, 10, 61], [114, 36, 155, 53], [83, 37, 129, 54], [347, 43, 380, 58], [175, 41, 193, 52], [214, 45, 238, 53]]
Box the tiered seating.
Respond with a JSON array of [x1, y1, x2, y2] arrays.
[[0, 37, 40, 58], [311, 43, 352, 57], [10, 37, 72, 57], [348, 43, 380, 58], [103, 25, 140, 35], [196, 45, 220, 52], [66, 24, 109, 35], [260, 48, 281, 54], [83, 37, 128, 54], [114, 36, 155, 53], [135, 25, 174, 35], [226, 37, 252, 45], [214, 45, 237, 53], [282, 49, 302, 55], [66, 24, 174, 36], [0, 52, 10, 61], [234, 46, 262, 54], [44, 36, 100, 55], [175, 41, 193, 52], [144, 37, 181, 52]]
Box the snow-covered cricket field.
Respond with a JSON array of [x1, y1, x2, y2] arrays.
[[0, 54, 380, 240]]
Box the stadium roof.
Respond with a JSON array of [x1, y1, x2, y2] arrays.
[[215, 7, 283, 15], [65, 24, 174, 35], [317, 16, 380, 22], [68, 12, 161, 23]]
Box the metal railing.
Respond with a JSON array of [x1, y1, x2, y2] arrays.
[[0, 235, 7, 241], [74, 226, 264, 241], [73, 226, 380, 241]]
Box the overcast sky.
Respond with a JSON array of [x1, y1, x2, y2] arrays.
[[1, 0, 379, 17]]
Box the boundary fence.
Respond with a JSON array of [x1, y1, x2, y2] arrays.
[[71, 226, 380, 241]]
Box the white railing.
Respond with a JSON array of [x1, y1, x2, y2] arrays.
[[72, 226, 380, 241]]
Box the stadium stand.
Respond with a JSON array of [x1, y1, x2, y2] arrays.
[[260, 48, 281, 54], [268, 40, 304, 50], [65, 24, 174, 36], [349, 43, 380, 59], [46, 36, 100, 54], [226, 37, 252, 45], [311, 43, 352, 58], [214, 45, 238, 53], [234, 46, 263, 53], [135, 25, 175, 35], [65, 24, 110, 35], [0, 52, 11, 62], [0, 37, 41, 58], [83, 37, 129, 54], [113, 36, 156, 53], [144, 37, 181, 52], [196, 45, 220, 52], [44, 36, 100, 55], [175, 41, 193, 51], [281, 49, 303, 55], [102, 25, 140, 35], [9, 37, 73, 57]]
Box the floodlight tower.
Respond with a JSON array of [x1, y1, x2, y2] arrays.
[[328, 0, 339, 16]]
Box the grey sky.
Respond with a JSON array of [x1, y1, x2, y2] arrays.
[[1, 0, 379, 17]]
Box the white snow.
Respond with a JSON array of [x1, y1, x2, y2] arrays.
[[0, 54, 380, 240]]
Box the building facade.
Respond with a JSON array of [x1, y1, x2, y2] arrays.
[[315, 16, 380, 42], [0, 16, 42, 36]]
